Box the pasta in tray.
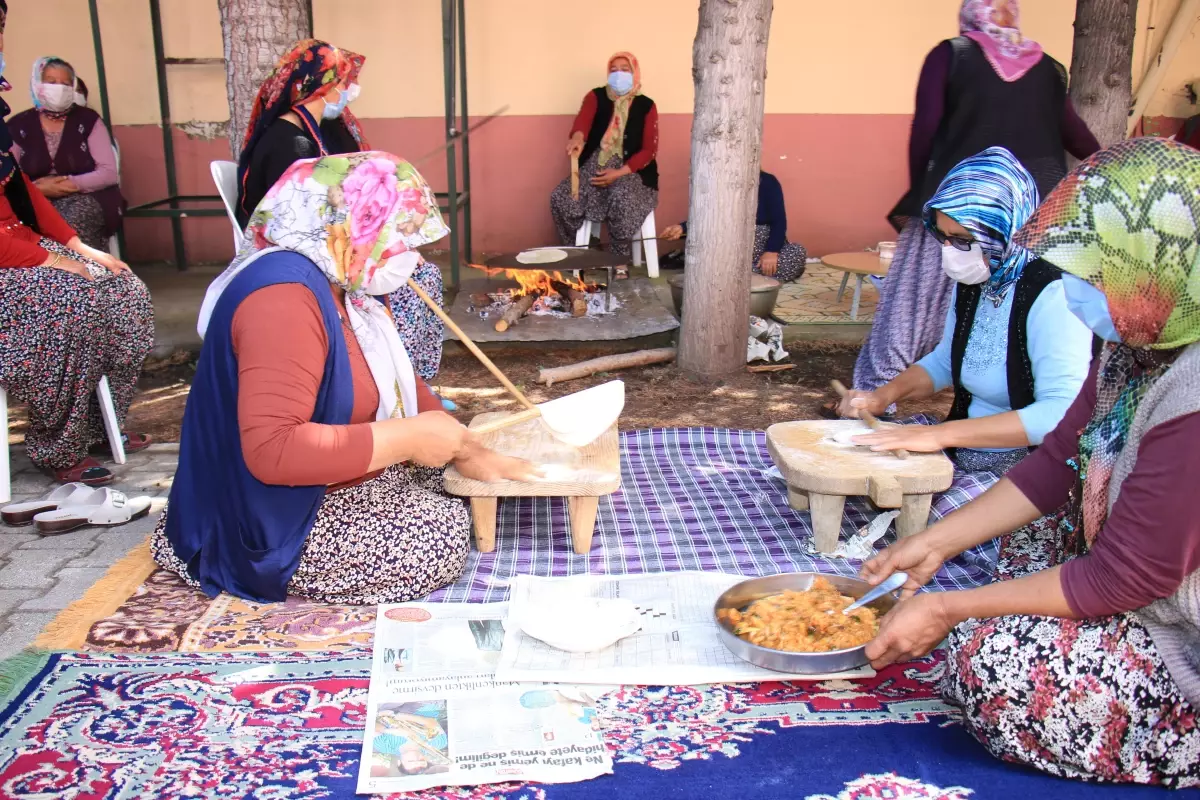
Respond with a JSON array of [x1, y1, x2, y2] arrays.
[[717, 577, 880, 653]]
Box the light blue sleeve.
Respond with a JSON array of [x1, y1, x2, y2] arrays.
[[914, 286, 957, 393], [1017, 280, 1094, 445]]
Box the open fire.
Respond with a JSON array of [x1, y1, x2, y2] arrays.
[[467, 264, 610, 332]]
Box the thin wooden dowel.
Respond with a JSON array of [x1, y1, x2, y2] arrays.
[[407, 278, 537, 411], [830, 380, 909, 460]]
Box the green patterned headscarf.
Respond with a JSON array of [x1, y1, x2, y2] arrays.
[[1014, 138, 1200, 546], [1014, 137, 1200, 350]]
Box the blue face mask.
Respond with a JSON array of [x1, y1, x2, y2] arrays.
[[607, 70, 634, 96], [1062, 273, 1121, 343], [0, 53, 7, 83], [322, 88, 351, 120]]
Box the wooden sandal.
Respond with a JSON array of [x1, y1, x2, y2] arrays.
[[92, 431, 154, 458], [33, 488, 153, 535], [1, 483, 94, 526]]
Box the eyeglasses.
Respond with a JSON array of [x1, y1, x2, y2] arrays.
[[927, 226, 976, 252]]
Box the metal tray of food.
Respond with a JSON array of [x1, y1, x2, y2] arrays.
[[713, 572, 898, 674]]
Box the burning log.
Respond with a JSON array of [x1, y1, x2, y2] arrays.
[[495, 290, 541, 332], [550, 279, 589, 317], [470, 291, 493, 308]]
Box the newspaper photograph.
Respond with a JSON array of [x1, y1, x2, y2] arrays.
[[496, 572, 875, 685], [357, 602, 612, 795]]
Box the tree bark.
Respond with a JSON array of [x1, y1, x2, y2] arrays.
[[1069, 0, 1138, 147], [677, 0, 774, 378], [538, 348, 678, 386], [218, 0, 312, 157]]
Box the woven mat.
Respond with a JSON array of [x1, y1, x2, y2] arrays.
[[42, 428, 998, 654]]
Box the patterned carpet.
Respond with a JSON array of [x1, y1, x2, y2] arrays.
[[773, 264, 879, 326]]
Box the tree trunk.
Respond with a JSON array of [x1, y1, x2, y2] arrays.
[[218, 0, 312, 157], [677, 0, 774, 378], [1069, 0, 1138, 147]]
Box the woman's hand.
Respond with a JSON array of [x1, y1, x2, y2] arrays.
[[662, 224, 684, 241], [42, 252, 93, 280], [853, 424, 947, 453], [566, 132, 585, 158], [453, 441, 543, 483], [864, 593, 955, 669], [836, 389, 888, 419], [34, 176, 74, 199], [758, 251, 779, 277], [591, 166, 631, 187], [400, 411, 473, 467], [66, 237, 129, 274], [860, 531, 946, 598]]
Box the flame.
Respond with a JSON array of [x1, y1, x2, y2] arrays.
[[467, 263, 594, 298]]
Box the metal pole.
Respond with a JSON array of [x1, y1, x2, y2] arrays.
[[442, 0, 460, 288], [457, 0, 472, 267], [86, 0, 113, 130], [148, 0, 186, 270], [305, 0, 314, 37]]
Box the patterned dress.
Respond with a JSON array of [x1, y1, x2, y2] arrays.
[[0, 239, 153, 470], [751, 224, 807, 283], [151, 464, 471, 605], [43, 129, 108, 251], [387, 259, 444, 381], [550, 152, 658, 261]]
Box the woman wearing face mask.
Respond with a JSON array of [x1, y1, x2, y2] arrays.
[[849, 0, 1100, 404], [837, 148, 1093, 477], [234, 39, 446, 384], [550, 52, 658, 278], [857, 138, 1200, 786], [156, 154, 537, 605], [6, 57, 125, 251]]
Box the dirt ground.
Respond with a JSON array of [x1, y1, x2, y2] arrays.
[[100, 342, 951, 444]]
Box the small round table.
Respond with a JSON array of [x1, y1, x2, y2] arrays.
[[819, 252, 892, 321]]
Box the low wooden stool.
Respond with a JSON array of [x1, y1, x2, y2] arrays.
[[766, 421, 953, 553], [443, 412, 621, 554]]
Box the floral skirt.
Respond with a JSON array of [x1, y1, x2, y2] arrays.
[[51, 193, 108, 251], [0, 239, 154, 470], [388, 258, 445, 381], [942, 513, 1200, 787], [751, 224, 806, 283], [550, 153, 658, 260], [150, 464, 471, 605]]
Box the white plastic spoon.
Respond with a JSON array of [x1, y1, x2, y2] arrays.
[[843, 572, 909, 615]]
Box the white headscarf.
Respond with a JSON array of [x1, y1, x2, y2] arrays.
[[198, 153, 449, 421]]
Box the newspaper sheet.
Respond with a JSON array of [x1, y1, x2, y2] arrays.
[[357, 602, 612, 795], [496, 572, 875, 685]]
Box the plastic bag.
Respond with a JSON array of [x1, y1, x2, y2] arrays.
[[747, 315, 788, 363], [833, 510, 899, 560]]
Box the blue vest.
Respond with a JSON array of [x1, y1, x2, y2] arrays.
[[165, 251, 354, 602]]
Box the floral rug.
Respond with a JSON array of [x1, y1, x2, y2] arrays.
[[1, 650, 1194, 800]]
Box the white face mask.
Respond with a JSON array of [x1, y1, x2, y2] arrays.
[[73, 91, 87, 108], [940, 243, 992, 285], [38, 83, 74, 113]]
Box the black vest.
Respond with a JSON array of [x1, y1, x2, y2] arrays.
[[947, 258, 1063, 423], [579, 88, 658, 190], [890, 38, 1068, 229]]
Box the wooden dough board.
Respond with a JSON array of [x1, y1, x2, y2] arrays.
[[444, 413, 620, 497], [766, 421, 952, 508]]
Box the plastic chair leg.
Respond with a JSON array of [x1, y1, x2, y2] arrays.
[[0, 386, 9, 504], [97, 376, 126, 466]]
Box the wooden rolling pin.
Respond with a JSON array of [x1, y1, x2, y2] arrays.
[[570, 153, 580, 200], [830, 380, 908, 460]]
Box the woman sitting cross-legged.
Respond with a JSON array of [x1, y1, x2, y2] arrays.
[[550, 51, 658, 278], [7, 57, 126, 252], [152, 154, 536, 605], [859, 138, 1200, 786], [838, 147, 1093, 477], [661, 170, 808, 282]]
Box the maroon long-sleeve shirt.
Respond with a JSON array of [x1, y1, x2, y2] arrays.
[[1006, 359, 1200, 618], [908, 42, 1101, 189], [570, 91, 659, 174]]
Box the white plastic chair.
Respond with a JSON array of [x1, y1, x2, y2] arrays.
[[210, 160, 242, 249], [576, 209, 659, 278], [0, 377, 126, 504], [107, 141, 122, 258]]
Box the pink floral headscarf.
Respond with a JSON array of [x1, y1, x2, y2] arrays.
[[201, 153, 449, 420], [960, 0, 1044, 83]]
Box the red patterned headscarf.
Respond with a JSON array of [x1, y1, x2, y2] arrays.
[[959, 0, 1044, 83]]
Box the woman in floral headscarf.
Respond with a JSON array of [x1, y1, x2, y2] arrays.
[[857, 138, 1200, 786], [154, 153, 537, 605], [849, 0, 1101, 405], [550, 52, 658, 277], [234, 38, 447, 383]]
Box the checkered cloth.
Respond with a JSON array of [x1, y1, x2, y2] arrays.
[[429, 427, 1001, 603]]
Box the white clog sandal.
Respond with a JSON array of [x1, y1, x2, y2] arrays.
[[1, 483, 95, 526], [32, 488, 153, 535]]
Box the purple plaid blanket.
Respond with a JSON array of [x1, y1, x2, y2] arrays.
[[429, 427, 999, 603]]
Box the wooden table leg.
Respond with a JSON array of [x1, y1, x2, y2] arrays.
[[787, 486, 809, 512], [471, 497, 498, 552], [897, 493, 934, 539], [808, 493, 846, 553], [567, 496, 600, 554]]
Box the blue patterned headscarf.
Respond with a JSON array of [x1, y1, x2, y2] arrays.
[[924, 147, 1040, 301]]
